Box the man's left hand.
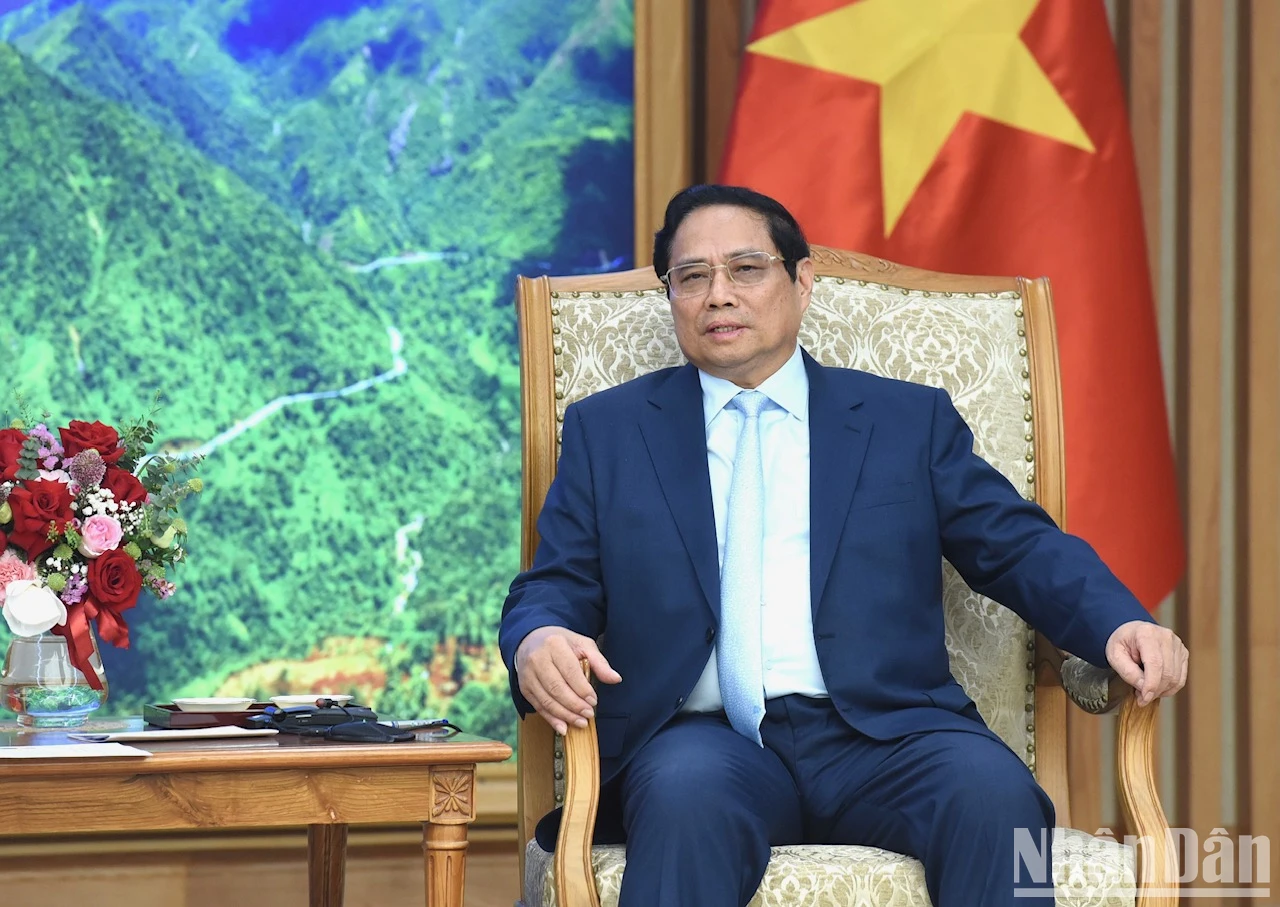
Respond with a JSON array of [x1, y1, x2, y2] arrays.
[[1105, 620, 1188, 706]]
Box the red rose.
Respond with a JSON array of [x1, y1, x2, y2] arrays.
[[7, 480, 75, 561], [101, 467, 148, 506], [87, 548, 143, 612], [0, 428, 27, 481], [59, 420, 124, 464]]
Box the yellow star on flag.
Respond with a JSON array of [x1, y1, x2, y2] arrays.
[[748, 0, 1095, 235]]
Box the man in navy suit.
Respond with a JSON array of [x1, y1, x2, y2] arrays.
[[500, 185, 1188, 907]]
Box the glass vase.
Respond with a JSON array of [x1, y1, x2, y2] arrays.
[[0, 630, 109, 728]]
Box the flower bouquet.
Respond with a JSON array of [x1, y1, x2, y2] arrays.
[[0, 408, 201, 722]]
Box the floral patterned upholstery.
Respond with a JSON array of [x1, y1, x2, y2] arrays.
[[527, 828, 1137, 907], [521, 274, 1133, 906]]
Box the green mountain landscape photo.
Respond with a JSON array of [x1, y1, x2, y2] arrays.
[[0, 0, 635, 747]]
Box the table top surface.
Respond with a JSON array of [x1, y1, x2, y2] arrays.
[[0, 717, 513, 776]]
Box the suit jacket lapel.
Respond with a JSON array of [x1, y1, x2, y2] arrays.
[[638, 364, 720, 618], [806, 353, 870, 616]]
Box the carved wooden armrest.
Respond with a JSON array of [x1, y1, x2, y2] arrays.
[[1045, 652, 1179, 906], [553, 659, 603, 907], [1059, 654, 1130, 715]]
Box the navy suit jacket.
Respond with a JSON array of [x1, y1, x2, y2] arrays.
[[500, 351, 1152, 791]]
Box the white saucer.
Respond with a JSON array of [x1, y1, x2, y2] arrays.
[[270, 694, 353, 709], [172, 697, 255, 712]]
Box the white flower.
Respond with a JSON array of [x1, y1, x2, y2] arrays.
[[2, 580, 68, 637]]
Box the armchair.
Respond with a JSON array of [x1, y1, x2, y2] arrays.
[[512, 248, 1178, 907]]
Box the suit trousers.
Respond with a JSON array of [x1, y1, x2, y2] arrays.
[[605, 695, 1057, 907]]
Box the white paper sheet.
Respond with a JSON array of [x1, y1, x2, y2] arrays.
[[0, 742, 152, 759]]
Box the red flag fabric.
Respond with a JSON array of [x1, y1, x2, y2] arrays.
[[719, 0, 1183, 609]]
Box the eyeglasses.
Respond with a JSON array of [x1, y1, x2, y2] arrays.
[[662, 251, 788, 299]]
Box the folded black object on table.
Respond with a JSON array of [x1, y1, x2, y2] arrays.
[[247, 698, 415, 743]]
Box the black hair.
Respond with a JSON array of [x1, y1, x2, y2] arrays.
[[652, 184, 810, 283]]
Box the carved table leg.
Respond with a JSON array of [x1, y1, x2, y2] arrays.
[[308, 823, 349, 907], [424, 822, 469, 906], [423, 765, 476, 907]]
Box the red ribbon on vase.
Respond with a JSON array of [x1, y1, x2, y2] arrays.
[[50, 595, 131, 692]]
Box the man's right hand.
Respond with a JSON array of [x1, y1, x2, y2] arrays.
[[515, 626, 622, 735]]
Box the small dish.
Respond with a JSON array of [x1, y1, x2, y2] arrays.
[[172, 697, 255, 712], [270, 694, 353, 709]]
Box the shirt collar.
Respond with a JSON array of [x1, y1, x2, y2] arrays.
[[699, 344, 809, 427]]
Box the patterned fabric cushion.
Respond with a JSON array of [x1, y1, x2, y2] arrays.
[[547, 276, 1039, 770], [526, 828, 1136, 907]]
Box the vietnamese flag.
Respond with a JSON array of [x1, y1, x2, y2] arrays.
[[719, 0, 1184, 609]]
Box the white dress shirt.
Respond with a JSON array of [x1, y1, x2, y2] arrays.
[[682, 344, 829, 713]]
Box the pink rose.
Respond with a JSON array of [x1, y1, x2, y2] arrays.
[[78, 515, 123, 558], [0, 551, 36, 605]]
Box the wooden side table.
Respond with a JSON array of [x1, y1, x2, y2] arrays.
[[0, 719, 513, 907]]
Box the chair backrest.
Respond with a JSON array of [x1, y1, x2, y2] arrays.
[[513, 247, 1073, 857]]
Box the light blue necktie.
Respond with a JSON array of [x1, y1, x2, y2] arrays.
[[718, 390, 768, 745]]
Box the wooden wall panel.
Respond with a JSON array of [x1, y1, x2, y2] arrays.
[[1237, 0, 1280, 857], [1121, 0, 1166, 306], [1173, 3, 1226, 880], [634, 0, 693, 265]]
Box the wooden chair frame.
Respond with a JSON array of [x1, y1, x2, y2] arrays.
[[513, 248, 1179, 907]]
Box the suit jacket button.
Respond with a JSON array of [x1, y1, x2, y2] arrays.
[[705, 628, 716, 643], [675, 697, 685, 709]]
